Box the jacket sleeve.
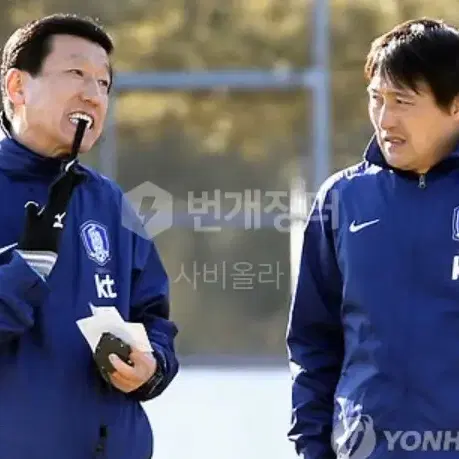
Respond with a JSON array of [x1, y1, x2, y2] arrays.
[[286, 182, 344, 459], [0, 249, 49, 344], [127, 230, 179, 402]]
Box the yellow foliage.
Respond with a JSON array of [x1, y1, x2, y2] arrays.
[[1, 0, 459, 355]]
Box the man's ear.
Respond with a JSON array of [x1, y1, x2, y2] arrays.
[[452, 95, 459, 119], [4, 68, 26, 108]]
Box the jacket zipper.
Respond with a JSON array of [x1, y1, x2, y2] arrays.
[[94, 374, 111, 458], [94, 424, 108, 458], [418, 174, 426, 189]]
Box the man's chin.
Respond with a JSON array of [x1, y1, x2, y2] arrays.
[[53, 144, 91, 160], [383, 152, 411, 171], [74, 144, 91, 155], [62, 124, 99, 149]]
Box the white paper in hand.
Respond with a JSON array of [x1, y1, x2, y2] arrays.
[[77, 303, 152, 353], [89, 303, 125, 325], [124, 322, 153, 352]]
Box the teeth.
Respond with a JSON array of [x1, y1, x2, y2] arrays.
[[69, 112, 94, 129]]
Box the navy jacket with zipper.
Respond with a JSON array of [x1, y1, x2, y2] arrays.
[[287, 135, 459, 458], [0, 114, 179, 459]]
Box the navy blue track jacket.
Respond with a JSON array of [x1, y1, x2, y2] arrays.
[[0, 115, 179, 459], [287, 135, 459, 458]]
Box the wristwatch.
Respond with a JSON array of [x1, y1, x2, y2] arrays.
[[146, 356, 164, 391], [135, 350, 165, 399]]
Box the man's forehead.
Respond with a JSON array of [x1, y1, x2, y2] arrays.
[[49, 35, 110, 65], [67, 52, 110, 69], [367, 74, 422, 96]]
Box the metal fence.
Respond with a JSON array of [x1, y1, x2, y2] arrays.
[[92, 0, 331, 358], [99, 0, 331, 193]]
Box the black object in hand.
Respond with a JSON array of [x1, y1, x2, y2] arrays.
[[94, 332, 133, 382]]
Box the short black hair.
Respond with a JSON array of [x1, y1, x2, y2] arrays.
[[364, 18, 459, 109], [1, 13, 114, 118]]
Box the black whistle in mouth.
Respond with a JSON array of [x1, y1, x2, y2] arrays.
[[69, 118, 88, 162]]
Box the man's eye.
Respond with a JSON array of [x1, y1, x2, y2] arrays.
[[396, 98, 412, 105], [68, 69, 84, 77]]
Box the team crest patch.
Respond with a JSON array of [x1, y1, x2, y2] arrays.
[[80, 220, 111, 266]]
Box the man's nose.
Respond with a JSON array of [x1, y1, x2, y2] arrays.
[[378, 103, 398, 130], [81, 78, 104, 105]]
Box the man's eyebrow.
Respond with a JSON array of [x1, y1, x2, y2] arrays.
[[366, 86, 414, 97], [67, 53, 111, 75]]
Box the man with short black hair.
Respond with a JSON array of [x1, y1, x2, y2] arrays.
[[0, 13, 178, 459], [287, 18, 459, 459]]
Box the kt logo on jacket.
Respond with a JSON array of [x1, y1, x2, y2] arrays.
[[0, 120, 178, 459]]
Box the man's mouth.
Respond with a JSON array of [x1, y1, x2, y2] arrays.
[[68, 112, 94, 130], [382, 136, 406, 148], [382, 135, 405, 143]]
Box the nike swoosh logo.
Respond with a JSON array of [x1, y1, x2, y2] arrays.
[[0, 242, 18, 255], [349, 219, 380, 233]]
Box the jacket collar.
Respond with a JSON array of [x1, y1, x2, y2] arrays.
[[363, 133, 459, 173], [0, 111, 70, 179]]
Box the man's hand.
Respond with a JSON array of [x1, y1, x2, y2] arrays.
[[108, 349, 157, 393]]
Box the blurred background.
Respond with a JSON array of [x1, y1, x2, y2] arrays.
[[1, 1, 457, 458]]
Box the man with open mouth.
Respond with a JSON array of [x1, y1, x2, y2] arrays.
[[0, 12, 179, 459]]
